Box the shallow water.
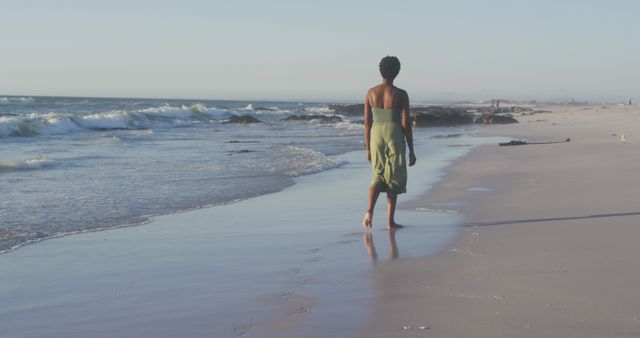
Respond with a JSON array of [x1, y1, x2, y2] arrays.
[[0, 130, 503, 337]]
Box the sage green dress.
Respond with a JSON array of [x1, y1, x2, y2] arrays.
[[370, 107, 407, 194]]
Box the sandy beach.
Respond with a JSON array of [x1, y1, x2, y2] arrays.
[[360, 104, 640, 337]]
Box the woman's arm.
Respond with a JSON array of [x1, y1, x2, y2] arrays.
[[364, 90, 373, 163], [401, 90, 416, 166]]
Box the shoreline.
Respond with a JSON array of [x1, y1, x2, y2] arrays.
[[0, 128, 492, 338], [359, 104, 640, 337]]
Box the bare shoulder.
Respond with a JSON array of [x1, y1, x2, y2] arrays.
[[394, 86, 408, 98], [366, 85, 383, 102], [369, 84, 384, 93], [366, 86, 378, 97], [394, 87, 409, 106]]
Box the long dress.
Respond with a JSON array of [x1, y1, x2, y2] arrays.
[[369, 107, 407, 194]]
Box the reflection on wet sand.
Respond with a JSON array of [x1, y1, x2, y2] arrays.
[[363, 230, 400, 264]]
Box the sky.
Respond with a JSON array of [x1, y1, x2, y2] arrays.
[[1, 0, 639, 102]]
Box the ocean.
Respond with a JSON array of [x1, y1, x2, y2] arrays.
[[0, 96, 361, 253]]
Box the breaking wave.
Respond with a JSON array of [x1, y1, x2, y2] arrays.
[[304, 105, 334, 114], [0, 104, 220, 137], [0, 155, 54, 172], [0, 96, 34, 104], [270, 145, 346, 176]]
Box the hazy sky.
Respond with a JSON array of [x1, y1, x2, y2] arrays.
[[2, 0, 638, 102]]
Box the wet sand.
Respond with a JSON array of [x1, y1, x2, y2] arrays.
[[0, 129, 496, 338], [359, 104, 640, 337]]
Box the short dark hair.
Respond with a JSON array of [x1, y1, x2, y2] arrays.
[[379, 56, 401, 79]]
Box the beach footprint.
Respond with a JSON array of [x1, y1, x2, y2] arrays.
[[231, 323, 254, 337]]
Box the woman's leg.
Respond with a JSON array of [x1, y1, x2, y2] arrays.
[[386, 193, 402, 229], [363, 186, 380, 228]]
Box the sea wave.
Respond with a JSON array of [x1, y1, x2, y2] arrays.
[[334, 121, 363, 130], [239, 103, 294, 115], [0, 155, 54, 172], [270, 145, 346, 176], [0, 102, 356, 137], [0, 96, 35, 104], [304, 105, 334, 114], [0, 104, 218, 137]]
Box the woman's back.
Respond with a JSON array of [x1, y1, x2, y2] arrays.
[[368, 84, 404, 109]]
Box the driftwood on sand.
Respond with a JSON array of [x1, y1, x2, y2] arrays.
[[499, 138, 571, 146]]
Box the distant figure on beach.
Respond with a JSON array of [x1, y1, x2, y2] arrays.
[[362, 56, 416, 229], [629, 99, 633, 105]]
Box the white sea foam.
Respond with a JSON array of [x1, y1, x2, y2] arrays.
[[272, 146, 346, 176], [77, 111, 131, 130], [189, 103, 207, 114], [0, 103, 217, 137], [137, 103, 215, 123], [0, 96, 34, 104], [334, 121, 363, 130], [0, 113, 82, 137], [0, 155, 54, 172], [0, 116, 26, 136], [40, 113, 83, 134], [304, 105, 334, 114], [2, 101, 344, 138]]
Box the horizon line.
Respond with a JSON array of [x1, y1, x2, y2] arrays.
[[0, 93, 633, 105]]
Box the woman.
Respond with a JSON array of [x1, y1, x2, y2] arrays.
[[362, 56, 416, 229]]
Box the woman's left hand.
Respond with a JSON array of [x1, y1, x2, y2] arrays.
[[409, 151, 417, 166]]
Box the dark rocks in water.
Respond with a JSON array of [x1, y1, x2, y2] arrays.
[[412, 107, 473, 127], [281, 114, 343, 123], [474, 114, 518, 124], [329, 104, 364, 116], [224, 140, 259, 144], [327, 104, 525, 126], [221, 114, 263, 124], [228, 149, 254, 154], [506, 106, 533, 113], [413, 113, 473, 127], [253, 106, 275, 111]]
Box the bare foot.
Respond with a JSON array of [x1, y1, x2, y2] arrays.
[[362, 212, 372, 229], [387, 222, 404, 230]]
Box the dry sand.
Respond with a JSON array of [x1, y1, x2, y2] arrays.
[[359, 104, 640, 338]]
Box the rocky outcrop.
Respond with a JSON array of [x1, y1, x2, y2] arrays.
[[327, 104, 525, 126], [221, 114, 263, 124], [328, 104, 364, 116], [474, 114, 518, 124], [281, 114, 343, 123], [505, 106, 533, 113], [253, 106, 275, 111], [412, 107, 474, 127]]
